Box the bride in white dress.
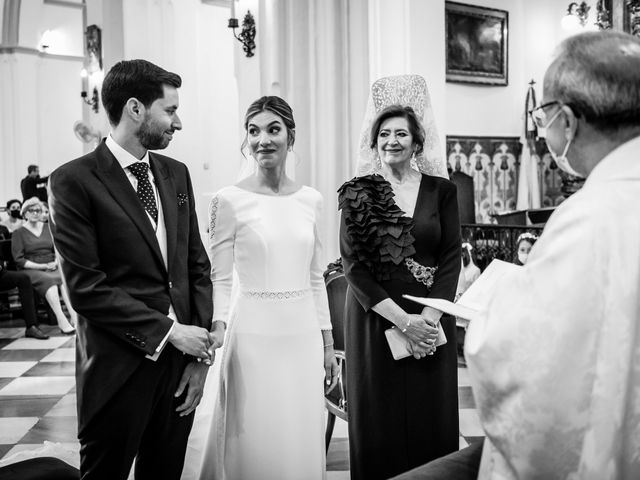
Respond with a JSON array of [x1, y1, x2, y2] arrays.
[[199, 96, 339, 480]]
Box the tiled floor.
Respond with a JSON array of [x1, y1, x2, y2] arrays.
[[0, 319, 483, 478]]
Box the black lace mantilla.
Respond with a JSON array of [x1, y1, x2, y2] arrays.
[[338, 174, 415, 282]]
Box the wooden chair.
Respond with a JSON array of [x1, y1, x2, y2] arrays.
[[323, 259, 348, 451], [0, 240, 18, 316]]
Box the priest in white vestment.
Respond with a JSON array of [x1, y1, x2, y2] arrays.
[[465, 31, 640, 480]]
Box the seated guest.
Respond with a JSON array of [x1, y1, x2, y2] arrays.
[[0, 262, 49, 339], [0, 199, 24, 234], [40, 203, 49, 223], [11, 197, 76, 334]]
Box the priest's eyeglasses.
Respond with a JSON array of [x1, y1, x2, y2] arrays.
[[529, 101, 562, 129]]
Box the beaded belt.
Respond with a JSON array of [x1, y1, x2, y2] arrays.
[[240, 289, 310, 300], [404, 258, 438, 288]]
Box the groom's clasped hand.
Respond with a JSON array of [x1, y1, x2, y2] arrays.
[[168, 323, 224, 365], [168, 324, 225, 417]]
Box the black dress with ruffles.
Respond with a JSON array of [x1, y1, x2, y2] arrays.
[[338, 174, 461, 480]]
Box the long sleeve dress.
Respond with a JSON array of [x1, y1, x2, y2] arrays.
[[199, 185, 331, 480], [339, 174, 461, 480], [11, 225, 62, 295]]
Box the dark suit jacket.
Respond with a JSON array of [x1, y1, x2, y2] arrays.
[[21, 175, 49, 202], [48, 141, 212, 433]]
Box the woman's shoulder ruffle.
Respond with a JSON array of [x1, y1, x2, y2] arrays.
[[338, 174, 415, 281], [338, 174, 387, 200]]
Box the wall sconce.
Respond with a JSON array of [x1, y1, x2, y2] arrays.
[[80, 25, 102, 114], [228, 8, 256, 57], [562, 1, 591, 30], [80, 68, 99, 113], [595, 0, 612, 29]]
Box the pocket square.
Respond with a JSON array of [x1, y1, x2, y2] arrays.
[[177, 193, 188, 206]]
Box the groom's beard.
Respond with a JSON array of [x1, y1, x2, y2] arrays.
[[138, 116, 171, 151]]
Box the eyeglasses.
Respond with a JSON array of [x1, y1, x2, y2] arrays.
[[529, 101, 562, 129], [26, 208, 42, 213]]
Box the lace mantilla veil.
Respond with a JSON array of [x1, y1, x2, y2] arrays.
[[356, 74, 448, 178]]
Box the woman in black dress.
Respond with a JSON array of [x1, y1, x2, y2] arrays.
[[339, 98, 461, 479]]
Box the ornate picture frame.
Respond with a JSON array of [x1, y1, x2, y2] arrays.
[[623, 0, 640, 36], [445, 2, 509, 86]]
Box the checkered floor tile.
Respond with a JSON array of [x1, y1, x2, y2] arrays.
[[0, 319, 483, 477]]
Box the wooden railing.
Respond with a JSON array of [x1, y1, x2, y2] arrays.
[[461, 223, 544, 271]]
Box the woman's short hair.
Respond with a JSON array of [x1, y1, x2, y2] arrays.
[[6, 199, 21, 210], [369, 105, 426, 155], [242, 96, 296, 151], [21, 197, 42, 217], [544, 31, 640, 131]]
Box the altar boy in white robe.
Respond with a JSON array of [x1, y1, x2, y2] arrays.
[[463, 30, 640, 480]]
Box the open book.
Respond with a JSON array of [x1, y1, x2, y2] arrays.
[[404, 259, 520, 324]]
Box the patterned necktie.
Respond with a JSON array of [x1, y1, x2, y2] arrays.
[[128, 162, 158, 224]]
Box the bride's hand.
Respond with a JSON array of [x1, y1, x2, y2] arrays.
[[324, 347, 340, 394], [209, 321, 226, 349]]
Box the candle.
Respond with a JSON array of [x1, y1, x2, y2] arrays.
[[80, 68, 89, 93], [231, 0, 236, 19]]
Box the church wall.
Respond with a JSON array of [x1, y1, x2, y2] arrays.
[[368, 0, 447, 163], [444, 0, 572, 138], [120, 0, 240, 233], [0, 0, 84, 202]]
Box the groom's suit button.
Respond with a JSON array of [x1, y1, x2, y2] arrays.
[[168, 281, 173, 288]]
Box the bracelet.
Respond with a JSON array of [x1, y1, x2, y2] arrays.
[[401, 317, 411, 333], [323, 342, 334, 348]]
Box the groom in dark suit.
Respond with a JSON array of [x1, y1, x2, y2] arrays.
[[49, 60, 223, 479]]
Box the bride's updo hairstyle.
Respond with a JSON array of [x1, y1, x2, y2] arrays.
[[369, 105, 426, 156], [242, 96, 296, 151]]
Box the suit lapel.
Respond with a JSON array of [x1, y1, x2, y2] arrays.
[[150, 154, 177, 275], [93, 142, 165, 272]]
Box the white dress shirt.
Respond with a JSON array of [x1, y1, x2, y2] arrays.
[[105, 135, 175, 360]]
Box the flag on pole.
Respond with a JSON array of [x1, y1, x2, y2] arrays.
[[517, 79, 542, 211]]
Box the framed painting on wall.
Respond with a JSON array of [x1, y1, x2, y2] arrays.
[[445, 2, 509, 86]]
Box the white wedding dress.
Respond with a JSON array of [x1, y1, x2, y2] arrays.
[[198, 185, 331, 480]]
